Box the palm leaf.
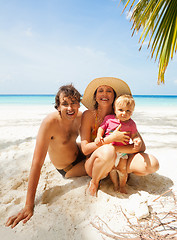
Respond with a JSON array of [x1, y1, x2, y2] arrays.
[[120, 0, 177, 84]]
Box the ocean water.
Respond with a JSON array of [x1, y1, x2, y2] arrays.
[[134, 95, 177, 107], [0, 95, 55, 105], [0, 94, 177, 107], [0, 94, 176, 151]]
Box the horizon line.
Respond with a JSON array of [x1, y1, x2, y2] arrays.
[[0, 94, 177, 97]]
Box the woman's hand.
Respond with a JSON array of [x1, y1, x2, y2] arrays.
[[104, 125, 130, 145], [6, 205, 34, 228]]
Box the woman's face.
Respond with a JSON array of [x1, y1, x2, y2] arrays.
[[95, 85, 115, 107]]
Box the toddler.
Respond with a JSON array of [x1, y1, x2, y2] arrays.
[[95, 94, 142, 193]]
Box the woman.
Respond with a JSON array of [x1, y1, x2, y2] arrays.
[[81, 77, 159, 196]]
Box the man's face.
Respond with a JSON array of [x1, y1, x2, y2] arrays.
[[58, 93, 80, 120]]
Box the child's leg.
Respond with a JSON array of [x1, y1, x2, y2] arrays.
[[116, 157, 128, 193], [109, 169, 119, 191]]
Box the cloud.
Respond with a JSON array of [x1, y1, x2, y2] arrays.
[[24, 27, 33, 37], [0, 74, 12, 83], [125, 10, 132, 20]]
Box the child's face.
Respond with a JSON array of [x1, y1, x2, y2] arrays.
[[114, 102, 134, 122]]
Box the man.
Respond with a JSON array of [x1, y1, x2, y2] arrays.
[[6, 84, 86, 228]]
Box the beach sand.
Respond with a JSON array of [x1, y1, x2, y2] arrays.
[[0, 104, 177, 239]]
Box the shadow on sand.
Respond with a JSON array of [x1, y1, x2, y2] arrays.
[[99, 172, 174, 199], [36, 176, 88, 205]]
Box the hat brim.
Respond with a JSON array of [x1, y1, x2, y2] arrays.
[[81, 77, 132, 109]]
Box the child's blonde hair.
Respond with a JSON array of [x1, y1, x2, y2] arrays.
[[114, 94, 135, 110]]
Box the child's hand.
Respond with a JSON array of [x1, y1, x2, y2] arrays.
[[133, 138, 142, 151], [94, 136, 104, 146]]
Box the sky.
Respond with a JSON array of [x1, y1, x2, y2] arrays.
[[0, 0, 177, 95]]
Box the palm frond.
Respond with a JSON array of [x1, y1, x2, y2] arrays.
[[120, 0, 177, 84]]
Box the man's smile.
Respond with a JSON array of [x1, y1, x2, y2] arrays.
[[67, 110, 75, 115]]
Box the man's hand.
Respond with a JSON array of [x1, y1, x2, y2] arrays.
[[6, 205, 34, 228]]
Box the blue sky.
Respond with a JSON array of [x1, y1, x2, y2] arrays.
[[0, 0, 177, 95]]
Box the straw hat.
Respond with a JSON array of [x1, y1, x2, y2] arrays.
[[81, 77, 132, 109]]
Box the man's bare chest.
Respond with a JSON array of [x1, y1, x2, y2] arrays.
[[50, 125, 78, 145]]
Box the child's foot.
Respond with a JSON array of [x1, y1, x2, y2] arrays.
[[113, 185, 119, 192], [88, 180, 97, 196], [119, 186, 127, 194]]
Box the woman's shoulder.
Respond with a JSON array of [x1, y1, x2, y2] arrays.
[[82, 109, 95, 117], [82, 109, 96, 123]]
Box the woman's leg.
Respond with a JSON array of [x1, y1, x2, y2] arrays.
[[127, 152, 159, 176], [85, 144, 116, 195]]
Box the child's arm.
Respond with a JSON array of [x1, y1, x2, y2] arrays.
[[94, 127, 105, 146], [131, 132, 142, 152]]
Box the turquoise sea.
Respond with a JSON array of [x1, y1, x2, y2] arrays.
[[0, 94, 177, 107]]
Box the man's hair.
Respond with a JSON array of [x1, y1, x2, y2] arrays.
[[114, 94, 135, 110], [54, 84, 81, 109]]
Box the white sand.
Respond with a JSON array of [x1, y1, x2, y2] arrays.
[[0, 104, 177, 240]]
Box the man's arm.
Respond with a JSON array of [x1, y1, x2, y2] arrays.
[[6, 117, 52, 228]]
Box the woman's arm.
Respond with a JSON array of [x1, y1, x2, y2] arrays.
[[103, 124, 131, 145], [114, 131, 146, 154], [80, 110, 99, 155]]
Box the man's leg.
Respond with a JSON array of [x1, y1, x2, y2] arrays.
[[65, 160, 87, 178]]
